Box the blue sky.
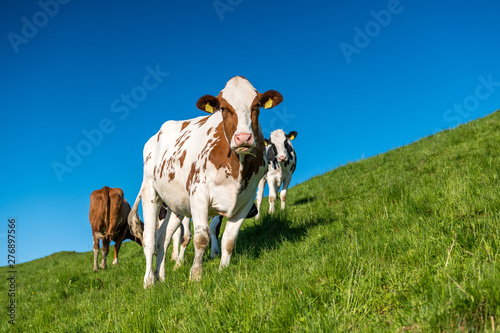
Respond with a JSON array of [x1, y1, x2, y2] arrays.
[[1, 0, 500, 265]]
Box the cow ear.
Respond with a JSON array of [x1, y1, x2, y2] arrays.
[[259, 90, 283, 109], [196, 95, 220, 114], [286, 131, 297, 140], [264, 138, 271, 146]]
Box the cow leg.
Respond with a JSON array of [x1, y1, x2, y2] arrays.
[[219, 200, 254, 269], [190, 196, 210, 281], [255, 177, 266, 220], [93, 232, 100, 272], [280, 175, 292, 211], [170, 222, 181, 262], [209, 216, 223, 258], [101, 236, 110, 270], [142, 186, 161, 288], [155, 208, 170, 280], [174, 217, 191, 270], [113, 228, 128, 266], [156, 211, 182, 281], [268, 177, 279, 215]]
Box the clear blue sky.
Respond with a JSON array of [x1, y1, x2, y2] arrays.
[[1, 0, 500, 265]]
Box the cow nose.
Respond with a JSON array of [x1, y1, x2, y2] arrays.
[[234, 133, 254, 146], [278, 155, 287, 162]]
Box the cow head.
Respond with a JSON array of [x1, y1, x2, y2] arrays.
[[196, 76, 283, 155], [265, 130, 297, 163]]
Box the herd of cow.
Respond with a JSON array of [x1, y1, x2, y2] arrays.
[[88, 77, 298, 288]]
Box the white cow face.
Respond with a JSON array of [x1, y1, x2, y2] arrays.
[[197, 76, 283, 154], [265, 130, 297, 163]]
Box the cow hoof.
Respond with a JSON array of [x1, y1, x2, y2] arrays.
[[189, 267, 202, 281], [143, 278, 155, 289], [112, 259, 118, 266], [210, 250, 220, 258], [173, 262, 182, 271], [93, 267, 98, 272]]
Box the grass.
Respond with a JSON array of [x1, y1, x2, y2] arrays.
[[3, 110, 500, 332]]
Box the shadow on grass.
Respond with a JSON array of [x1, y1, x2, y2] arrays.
[[291, 195, 316, 206], [235, 211, 334, 259]]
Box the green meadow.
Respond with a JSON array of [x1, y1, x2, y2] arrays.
[[2, 111, 500, 332]]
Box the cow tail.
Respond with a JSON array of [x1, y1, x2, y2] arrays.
[[128, 182, 144, 244], [102, 186, 111, 238]]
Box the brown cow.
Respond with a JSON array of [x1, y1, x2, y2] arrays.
[[89, 186, 143, 271]]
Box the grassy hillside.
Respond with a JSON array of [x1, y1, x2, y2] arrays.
[[3, 111, 500, 332]]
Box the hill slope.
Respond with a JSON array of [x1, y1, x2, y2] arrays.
[[3, 111, 500, 332]]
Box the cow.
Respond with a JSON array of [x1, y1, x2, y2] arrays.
[[128, 76, 283, 287], [89, 186, 143, 272], [255, 130, 297, 220]]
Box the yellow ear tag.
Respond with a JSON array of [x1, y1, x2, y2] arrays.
[[205, 102, 213, 113], [264, 141, 268, 146], [289, 135, 295, 140], [264, 98, 273, 109]]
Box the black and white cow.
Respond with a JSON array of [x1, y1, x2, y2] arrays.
[[255, 130, 297, 219]]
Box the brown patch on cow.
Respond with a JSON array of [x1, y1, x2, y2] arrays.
[[181, 121, 190, 131], [168, 172, 175, 181], [174, 131, 191, 150], [178, 135, 190, 150], [250, 96, 261, 133], [208, 123, 240, 180], [225, 239, 235, 255], [157, 129, 163, 142], [144, 152, 152, 166], [166, 156, 176, 169], [194, 116, 209, 127], [178, 150, 187, 168], [185, 162, 199, 193], [159, 160, 166, 178], [219, 97, 238, 144], [194, 232, 209, 249], [206, 127, 212, 135], [182, 235, 190, 247]]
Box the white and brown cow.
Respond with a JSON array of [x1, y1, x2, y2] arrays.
[[89, 186, 143, 272], [255, 130, 297, 219], [129, 76, 283, 287]]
